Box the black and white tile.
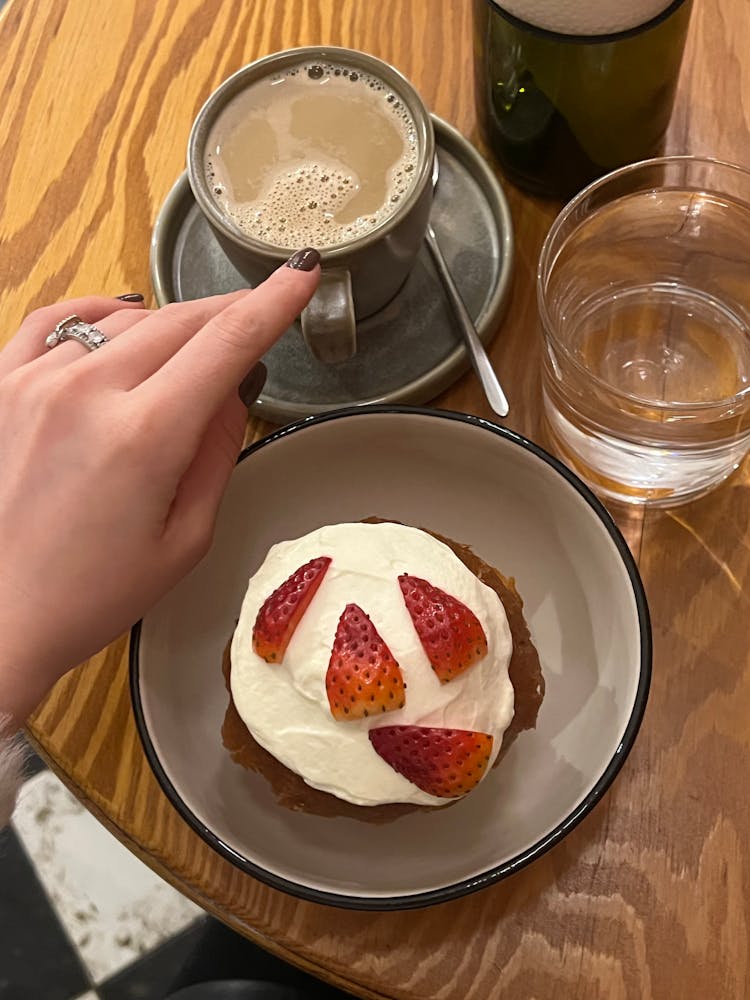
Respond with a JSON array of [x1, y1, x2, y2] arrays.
[[1, 745, 351, 1000]]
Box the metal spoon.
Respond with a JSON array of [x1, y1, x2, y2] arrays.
[[424, 158, 510, 418]]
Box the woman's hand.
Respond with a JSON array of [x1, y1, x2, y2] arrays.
[[0, 255, 320, 725]]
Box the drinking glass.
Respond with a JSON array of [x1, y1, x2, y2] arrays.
[[538, 156, 750, 507]]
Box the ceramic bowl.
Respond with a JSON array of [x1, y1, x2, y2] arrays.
[[130, 407, 651, 910]]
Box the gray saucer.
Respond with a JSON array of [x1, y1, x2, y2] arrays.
[[150, 115, 514, 424]]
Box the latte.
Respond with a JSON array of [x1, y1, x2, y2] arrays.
[[205, 60, 420, 249]]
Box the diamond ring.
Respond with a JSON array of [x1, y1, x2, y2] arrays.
[[45, 315, 109, 352]]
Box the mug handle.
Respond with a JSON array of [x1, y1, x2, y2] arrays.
[[300, 268, 356, 364]]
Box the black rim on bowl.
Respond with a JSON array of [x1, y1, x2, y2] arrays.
[[130, 405, 652, 911]]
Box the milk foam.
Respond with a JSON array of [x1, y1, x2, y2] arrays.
[[493, 0, 677, 36], [230, 523, 515, 808], [205, 61, 419, 249]]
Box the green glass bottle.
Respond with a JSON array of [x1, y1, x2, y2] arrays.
[[473, 0, 693, 199]]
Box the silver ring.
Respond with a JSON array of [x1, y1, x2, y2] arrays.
[[45, 315, 109, 352]]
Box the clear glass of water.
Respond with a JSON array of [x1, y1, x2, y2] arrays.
[[538, 156, 750, 506]]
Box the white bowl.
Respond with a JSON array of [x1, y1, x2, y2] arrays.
[[131, 407, 650, 909]]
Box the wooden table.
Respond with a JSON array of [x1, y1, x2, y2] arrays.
[[2, 1, 749, 997]]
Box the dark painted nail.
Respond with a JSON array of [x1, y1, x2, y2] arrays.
[[238, 361, 267, 407], [285, 247, 320, 271], [116, 293, 144, 302]]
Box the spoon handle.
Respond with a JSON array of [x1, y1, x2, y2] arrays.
[[425, 225, 510, 418]]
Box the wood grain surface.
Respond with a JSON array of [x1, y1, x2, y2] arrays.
[[1, 0, 749, 997]]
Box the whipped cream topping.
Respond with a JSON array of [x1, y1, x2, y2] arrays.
[[230, 522, 515, 807], [492, 0, 676, 36]]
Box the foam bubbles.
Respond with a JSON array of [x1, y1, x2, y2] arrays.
[[207, 154, 418, 246], [223, 161, 413, 245], [205, 60, 421, 249]]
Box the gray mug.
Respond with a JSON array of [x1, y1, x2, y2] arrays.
[[187, 46, 435, 364]]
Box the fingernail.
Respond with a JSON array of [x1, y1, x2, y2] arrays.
[[116, 293, 144, 302], [238, 361, 267, 407], [285, 248, 320, 271]]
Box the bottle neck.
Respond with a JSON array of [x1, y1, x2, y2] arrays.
[[485, 0, 686, 39]]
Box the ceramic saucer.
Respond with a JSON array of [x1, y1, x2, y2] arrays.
[[150, 115, 514, 424]]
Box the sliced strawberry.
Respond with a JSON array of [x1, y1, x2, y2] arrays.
[[398, 574, 488, 683], [252, 556, 331, 663], [326, 603, 406, 721], [369, 725, 493, 798]]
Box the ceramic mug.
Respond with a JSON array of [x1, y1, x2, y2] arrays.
[[187, 46, 435, 364]]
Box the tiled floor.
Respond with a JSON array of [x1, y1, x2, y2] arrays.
[[1, 741, 352, 999]]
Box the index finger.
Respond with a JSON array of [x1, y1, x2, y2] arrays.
[[136, 253, 320, 421]]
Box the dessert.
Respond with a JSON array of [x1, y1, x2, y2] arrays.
[[223, 520, 544, 820]]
